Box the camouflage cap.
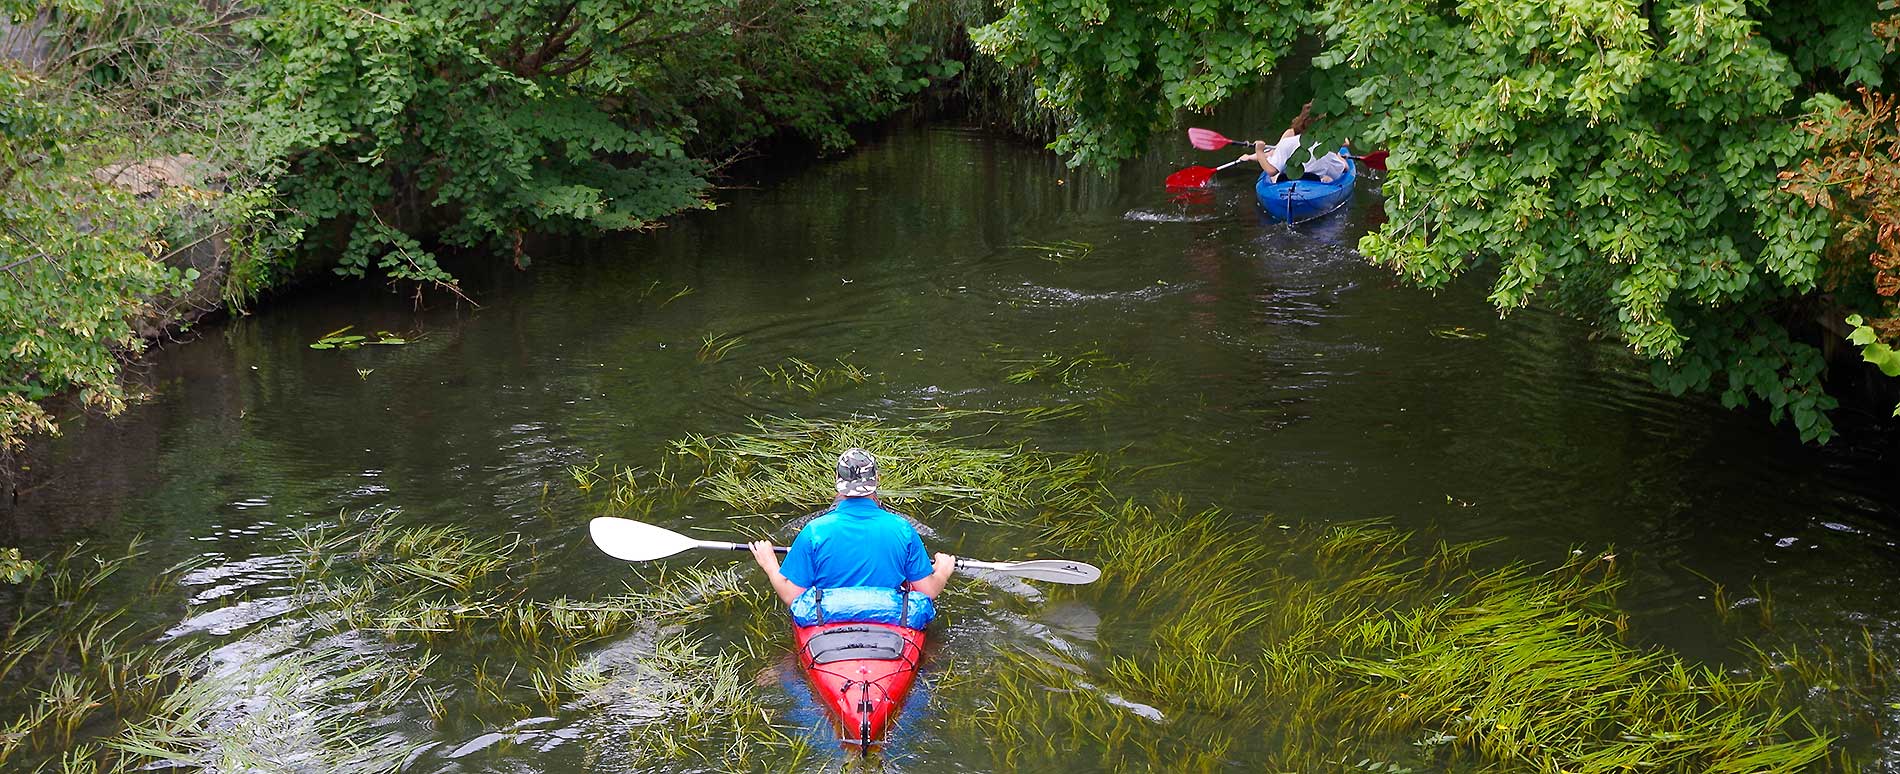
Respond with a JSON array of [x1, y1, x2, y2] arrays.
[[835, 448, 879, 497]]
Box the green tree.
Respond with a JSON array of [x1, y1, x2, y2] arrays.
[[241, 0, 944, 285], [971, 0, 1306, 167], [2, 0, 967, 451], [0, 65, 190, 450], [974, 0, 1900, 441], [1321, 0, 1841, 440]]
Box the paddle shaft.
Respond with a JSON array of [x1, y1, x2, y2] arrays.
[[702, 540, 1045, 573], [702, 540, 788, 554], [587, 517, 1101, 583], [1221, 138, 1375, 161], [1199, 131, 1376, 162]]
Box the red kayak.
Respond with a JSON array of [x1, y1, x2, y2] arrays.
[[793, 621, 926, 749]]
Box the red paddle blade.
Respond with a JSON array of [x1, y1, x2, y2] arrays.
[[1354, 150, 1389, 171], [1165, 165, 1217, 188], [1187, 128, 1236, 151]]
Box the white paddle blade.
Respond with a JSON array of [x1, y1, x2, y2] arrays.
[[961, 558, 1101, 585], [1004, 559, 1101, 585], [589, 517, 701, 562]]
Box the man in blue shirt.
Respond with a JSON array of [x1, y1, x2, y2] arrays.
[[749, 448, 955, 605]]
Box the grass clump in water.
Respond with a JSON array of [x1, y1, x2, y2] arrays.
[[999, 346, 1124, 386], [108, 647, 426, 772], [697, 332, 745, 363], [951, 500, 1858, 772], [0, 542, 425, 773], [293, 514, 746, 645], [279, 511, 822, 770], [1015, 239, 1094, 264], [983, 343, 1151, 409], [670, 417, 1103, 525], [755, 357, 876, 395]]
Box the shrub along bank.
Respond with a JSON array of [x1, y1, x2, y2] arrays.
[[7, 0, 1900, 465], [0, 0, 979, 455]]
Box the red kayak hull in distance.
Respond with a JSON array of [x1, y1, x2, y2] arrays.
[[793, 622, 926, 748]]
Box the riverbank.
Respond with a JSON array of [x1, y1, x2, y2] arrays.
[[1, 0, 1032, 462]]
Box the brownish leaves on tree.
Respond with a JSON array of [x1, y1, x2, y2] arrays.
[[1784, 86, 1900, 341]]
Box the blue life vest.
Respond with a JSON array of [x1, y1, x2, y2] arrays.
[[789, 586, 935, 630]]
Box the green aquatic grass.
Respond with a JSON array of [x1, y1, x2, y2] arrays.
[[3, 420, 1890, 772], [999, 347, 1123, 386], [0, 543, 427, 773], [295, 516, 747, 643], [282, 515, 823, 771], [981, 343, 1151, 410], [755, 357, 876, 395], [953, 501, 1851, 773], [0, 513, 820, 773], [697, 332, 745, 363], [670, 416, 1103, 525], [909, 402, 1088, 428], [108, 647, 425, 772], [1015, 239, 1095, 264]]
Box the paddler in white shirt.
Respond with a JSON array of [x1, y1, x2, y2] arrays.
[[1240, 101, 1318, 183]]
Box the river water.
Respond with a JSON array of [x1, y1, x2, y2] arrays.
[[4, 108, 1898, 770]]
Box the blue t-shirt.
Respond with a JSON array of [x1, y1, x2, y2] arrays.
[[779, 498, 933, 590]]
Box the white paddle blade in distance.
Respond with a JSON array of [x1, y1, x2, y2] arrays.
[[959, 558, 1102, 585], [589, 517, 703, 562]]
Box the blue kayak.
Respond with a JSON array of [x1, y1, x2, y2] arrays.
[[1255, 146, 1356, 223]]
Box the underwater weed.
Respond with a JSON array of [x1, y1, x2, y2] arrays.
[[670, 417, 1105, 524], [660, 285, 695, 307], [698, 332, 745, 363], [911, 402, 1088, 428], [1015, 239, 1094, 264], [952, 501, 1849, 773], [589, 462, 681, 519], [299, 517, 747, 643], [1000, 347, 1122, 386], [0, 540, 192, 768], [568, 457, 604, 493], [982, 343, 1151, 407], [756, 357, 874, 394], [109, 647, 423, 772]]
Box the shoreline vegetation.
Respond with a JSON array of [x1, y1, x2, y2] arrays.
[[1, 3, 1898, 766], [0, 419, 1889, 771], [3, 2, 1899, 464], [0, 0, 1041, 460]]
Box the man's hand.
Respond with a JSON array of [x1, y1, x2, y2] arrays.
[[751, 540, 806, 606], [748, 540, 781, 574], [909, 552, 957, 599]]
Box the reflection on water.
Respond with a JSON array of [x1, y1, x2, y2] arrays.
[[0, 119, 1896, 770]]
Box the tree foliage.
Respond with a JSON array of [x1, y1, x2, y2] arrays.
[[1322, 0, 1842, 440], [0, 0, 960, 450], [0, 65, 189, 451], [971, 0, 1306, 167], [976, 0, 1900, 440], [1784, 78, 1900, 414], [241, 0, 944, 285]]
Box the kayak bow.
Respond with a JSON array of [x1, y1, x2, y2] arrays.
[[794, 621, 926, 749]]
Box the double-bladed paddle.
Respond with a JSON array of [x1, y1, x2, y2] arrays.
[[1165, 158, 1250, 189], [588, 517, 1102, 585], [1192, 127, 1389, 169]]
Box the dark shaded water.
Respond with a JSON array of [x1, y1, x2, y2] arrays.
[[6, 106, 1900, 769]]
